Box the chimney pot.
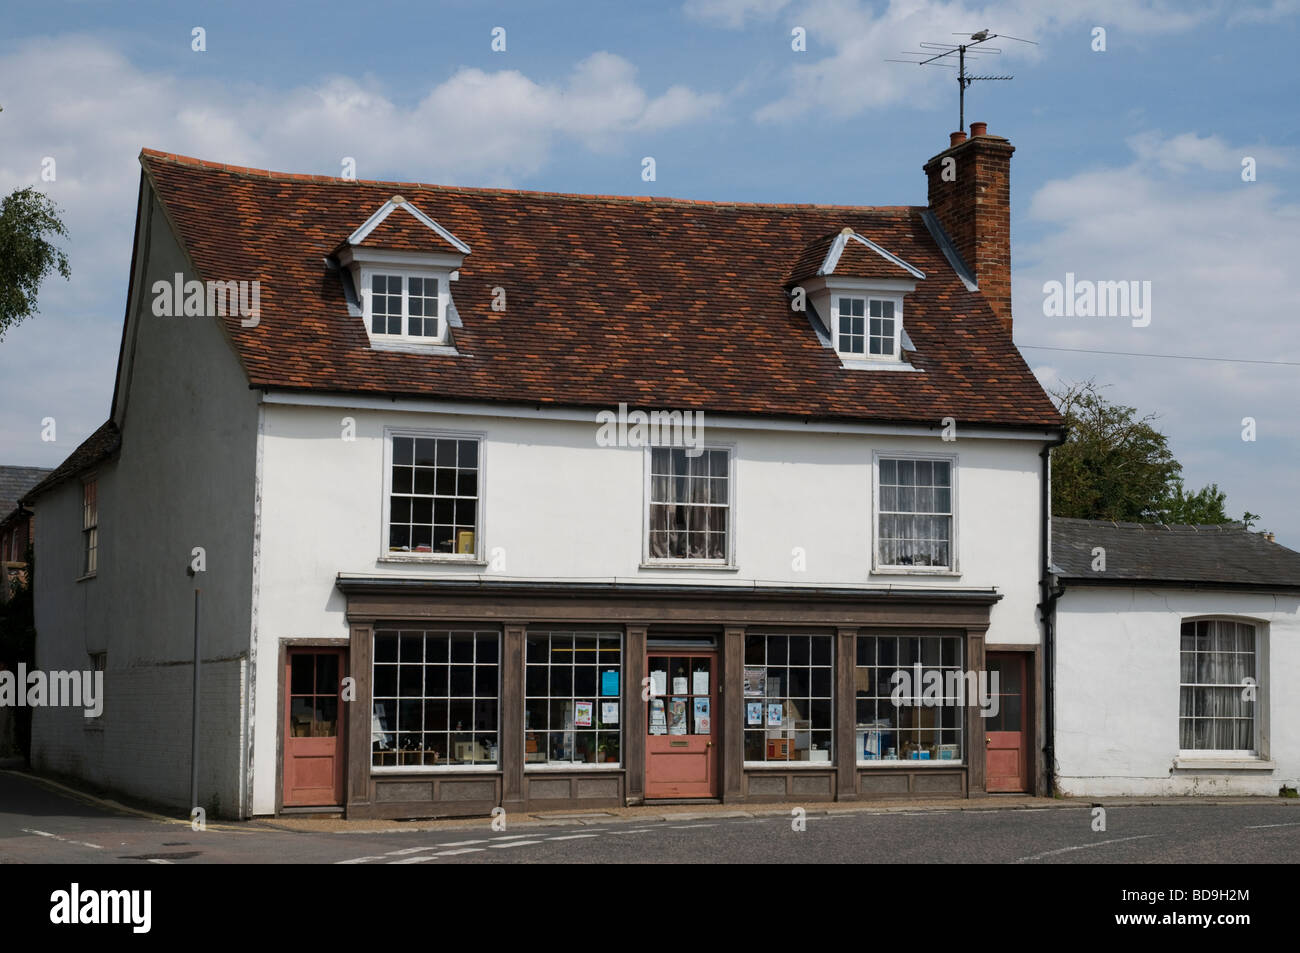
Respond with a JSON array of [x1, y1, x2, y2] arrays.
[[1265, 532, 1276, 543], [970, 121, 987, 137], [949, 130, 967, 148]]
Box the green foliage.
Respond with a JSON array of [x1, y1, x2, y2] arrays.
[[1049, 379, 1252, 526], [0, 186, 71, 341]]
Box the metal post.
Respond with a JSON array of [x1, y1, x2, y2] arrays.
[[190, 586, 200, 814]]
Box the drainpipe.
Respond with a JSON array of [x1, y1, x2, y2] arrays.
[[1037, 430, 1068, 797]]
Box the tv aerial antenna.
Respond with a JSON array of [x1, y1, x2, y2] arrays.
[[888, 29, 1037, 132]]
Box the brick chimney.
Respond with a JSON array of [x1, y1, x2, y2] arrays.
[[923, 122, 1015, 332]]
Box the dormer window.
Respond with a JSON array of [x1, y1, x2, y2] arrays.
[[788, 228, 923, 371], [366, 271, 448, 343], [835, 295, 900, 360], [335, 195, 471, 353]]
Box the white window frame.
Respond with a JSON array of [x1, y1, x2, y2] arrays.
[[871, 451, 959, 575], [742, 632, 836, 767], [524, 629, 624, 770], [80, 476, 98, 580], [370, 628, 502, 773], [834, 293, 902, 362], [380, 427, 486, 563], [641, 443, 737, 569], [1177, 616, 1268, 762], [360, 266, 450, 345]]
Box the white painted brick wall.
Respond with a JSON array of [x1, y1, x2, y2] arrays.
[[31, 658, 246, 817]]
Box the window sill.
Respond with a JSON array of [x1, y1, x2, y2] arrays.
[[75, 572, 97, 583], [525, 763, 623, 771], [371, 764, 500, 774], [368, 339, 460, 356], [838, 357, 922, 373], [871, 566, 960, 577], [379, 554, 486, 566], [1174, 757, 1275, 771], [743, 761, 835, 769], [858, 760, 964, 768], [639, 561, 739, 572]]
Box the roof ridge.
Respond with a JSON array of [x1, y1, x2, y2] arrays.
[[138, 149, 920, 213]]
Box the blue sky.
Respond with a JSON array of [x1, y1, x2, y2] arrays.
[[1, 0, 1298, 543]]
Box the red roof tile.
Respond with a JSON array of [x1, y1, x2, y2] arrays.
[[139, 149, 1062, 430]]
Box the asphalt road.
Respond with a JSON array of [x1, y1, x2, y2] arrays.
[[1, 769, 1297, 864]]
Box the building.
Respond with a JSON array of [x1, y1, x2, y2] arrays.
[[25, 124, 1068, 819], [1051, 518, 1300, 796], [0, 465, 53, 602]]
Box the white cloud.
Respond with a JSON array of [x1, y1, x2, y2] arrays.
[[684, 0, 793, 28], [730, 0, 1218, 121], [1015, 131, 1300, 543], [0, 36, 722, 467]]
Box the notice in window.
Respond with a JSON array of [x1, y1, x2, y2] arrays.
[[650, 670, 667, 697], [767, 703, 784, 727], [601, 701, 619, 725], [669, 698, 688, 735], [693, 698, 710, 735], [743, 666, 765, 697], [649, 698, 667, 735], [692, 670, 709, 696], [746, 702, 763, 726], [601, 670, 619, 696], [575, 701, 593, 727]]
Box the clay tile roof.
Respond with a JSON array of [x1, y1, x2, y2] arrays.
[[21, 421, 121, 504], [347, 201, 466, 254], [1052, 517, 1300, 589], [137, 149, 1063, 430], [787, 230, 920, 285]]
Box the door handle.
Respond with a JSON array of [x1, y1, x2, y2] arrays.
[[986, 737, 992, 746]]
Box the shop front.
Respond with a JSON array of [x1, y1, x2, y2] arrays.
[[333, 578, 1013, 819]]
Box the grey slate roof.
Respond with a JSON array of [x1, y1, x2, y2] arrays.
[[0, 465, 54, 521], [1052, 517, 1300, 590]]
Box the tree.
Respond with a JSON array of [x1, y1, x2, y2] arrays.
[[0, 186, 70, 341], [1049, 379, 1249, 525]]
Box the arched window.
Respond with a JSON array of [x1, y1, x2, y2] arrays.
[[1179, 618, 1259, 755]]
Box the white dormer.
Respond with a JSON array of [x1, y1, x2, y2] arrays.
[[335, 196, 471, 352], [791, 228, 925, 371]]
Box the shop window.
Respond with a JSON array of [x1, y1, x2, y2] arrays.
[[742, 633, 833, 763], [371, 629, 500, 768], [1180, 619, 1259, 754], [855, 634, 964, 763], [525, 630, 623, 765]]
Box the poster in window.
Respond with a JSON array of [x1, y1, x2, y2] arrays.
[[746, 702, 763, 726], [693, 698, 710, 734], [601, 670, 619, 696], [743, 666, 765, 697], [673, 674, 688, 694], [766, 703, 784, 727], [601, 701, 619, 725], [575, 701, 593, 727], [669, 698, 688, 735], [650, 670, 667, 697], [649, 698, 667, 735], [692, 669, 709, 695]]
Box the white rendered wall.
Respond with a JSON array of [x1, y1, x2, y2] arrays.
[[250, 401, 1046, 813], [29, 187, 258, 816], [1055, 586, 1300, 796]]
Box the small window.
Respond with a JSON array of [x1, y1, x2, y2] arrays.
[[386, 433, 481, 558], [647, 447, 731, 562], [371, 629, 500, 768], [876, 456, 954, 570], [742, 633, 834, 763], [836, 296, 899, 360], [82, 480, 98, 576], [525, 631, 623, 766], [1179, 619, 1258, 754], [366, 272, 446, 343]]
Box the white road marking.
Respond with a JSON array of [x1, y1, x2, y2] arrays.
[[1016, 834, 1157, 863], [147, 858, 173, 865], [547, 833, 599, 841], [610, 828, 654, 835], [490, 834, 532, 841], [1244, 822, 1300, 829], [438, 839, 488, 847], [22, 828, 104, 850], [489, 839, 542, 848], [433, 847, 485, 856], [386, 845, 443, 855], [668, 823, 717, 829], [336, 855, 387, 864]]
